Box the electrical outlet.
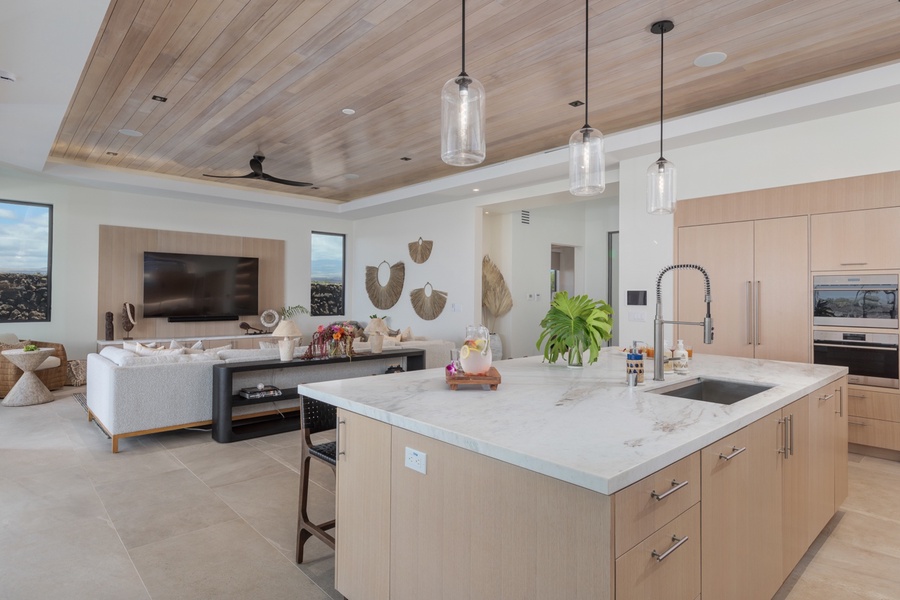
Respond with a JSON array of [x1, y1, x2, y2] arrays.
[[404, 447, 427, 474]]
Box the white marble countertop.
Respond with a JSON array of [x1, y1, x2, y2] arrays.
[[297, 350, 847, 495]]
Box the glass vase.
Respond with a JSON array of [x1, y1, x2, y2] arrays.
[[567, 343, 585, 368]]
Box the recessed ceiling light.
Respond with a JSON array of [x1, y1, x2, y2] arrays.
[[341, 108, 356, 115], [569, 100, 584, 107], [694, 51, 727, 68], [484, 211, 490, 214], [473, 188, 479, 192], [118, 129, 143, 137], [151, 95, 168, 102]]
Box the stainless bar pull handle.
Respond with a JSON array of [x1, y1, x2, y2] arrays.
[[778, 417, 788, 456], [813, 343, 897, 352], [755, 280, 761, 346], [719, 446, 747, 461], [837, 387, 843, 417], [819, 393, 834, 402], [650, 479, 689, 501], [848, 393, 866, 399], [849, 421, 868, 427], [840, 262, 868, 266], [747, 281, 753, 345], [337, 418, 347, 457], [651, 535, 689, 562], [789, 413, 795, 456]]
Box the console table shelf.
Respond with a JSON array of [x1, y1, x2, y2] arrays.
[[212, 349, 425, 443]]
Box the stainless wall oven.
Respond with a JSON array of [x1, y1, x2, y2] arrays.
[[813, 274, 898, 328], [813, 330, 899, 389]]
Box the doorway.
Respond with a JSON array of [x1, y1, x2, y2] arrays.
[[551, 245, 575, 297]]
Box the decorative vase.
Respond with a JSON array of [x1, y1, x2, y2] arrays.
[[370, 332, 384, 354], [567, 344, 585, 368], [278, 338, 295, 362]]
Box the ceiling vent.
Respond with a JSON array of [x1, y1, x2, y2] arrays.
[[521, 210, 531, 224]]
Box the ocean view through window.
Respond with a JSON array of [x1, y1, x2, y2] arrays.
[[311, 232, 345, 316], [0, 199, 52, 322]]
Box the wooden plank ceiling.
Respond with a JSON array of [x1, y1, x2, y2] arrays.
[[51, 0, 900, 203]]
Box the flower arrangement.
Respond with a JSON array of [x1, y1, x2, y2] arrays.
[[302, 322, 356, 360]]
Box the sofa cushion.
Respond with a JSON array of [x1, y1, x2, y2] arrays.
[[217, 348, 281, 362], [118, 353, 218, 367], [36, 356, 61, 371], [258, 341, 278, 349], [99, 346, 139, 366], [123, 341, 157, 352], [400, 326, 414, 341], [0, 341, 25, 352], [170, 339, 204, 350]]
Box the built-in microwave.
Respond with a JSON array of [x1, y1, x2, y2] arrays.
[[813, 330, 899, 389], [813, 274, 898, 329]]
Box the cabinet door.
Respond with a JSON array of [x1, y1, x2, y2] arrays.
[[754, 216, 809, 363], [809, 382, 837, 538], [781, 397, 810, 578], [811, 207, 900, 271], [335, 410, 392, 600], [834, 378, 848, 508], [677, 221, 755, 358], [702, 414, 783, 600]]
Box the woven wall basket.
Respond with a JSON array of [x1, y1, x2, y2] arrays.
[[366, 261, 405, 310], [408, 237, 434, 264], [410, 282, 447, 321]]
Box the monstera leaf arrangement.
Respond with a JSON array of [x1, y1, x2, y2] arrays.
[[536, 292, 613, 367]]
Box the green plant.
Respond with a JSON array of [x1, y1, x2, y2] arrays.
[[536, 291, 613, 365], [279, 305, 309, 320], [369, 314, 387, 320], [23, 344, 38, 352]]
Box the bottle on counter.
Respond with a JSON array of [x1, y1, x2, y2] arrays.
[[673, 339, 689, 374], [627, 341, 645, 385]]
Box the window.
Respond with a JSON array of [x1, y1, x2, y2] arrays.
[[310, 232, 345, 316], [0, 199, 52, 322]]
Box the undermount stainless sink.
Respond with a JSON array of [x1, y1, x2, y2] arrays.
[[649, 377, 774, 405]]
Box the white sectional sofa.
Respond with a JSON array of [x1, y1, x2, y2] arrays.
[[86, 338, 454, 452]]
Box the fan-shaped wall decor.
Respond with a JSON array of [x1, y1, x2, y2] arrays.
[[410, 282, 448, 321], [408, 237, 434, 264], [482, 255, 513, 328], [365, 261, 405, 310]]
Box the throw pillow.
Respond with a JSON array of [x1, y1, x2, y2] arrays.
[[400, 326, 414, 341], [258, 341, 278, 349], [0, 333, 20, 345], [123, 341, 157, 352], [0, 341, 26, 352], [66, 359, 87, 386], [170, 339, 204, 350], [135, 342, 184, 357]]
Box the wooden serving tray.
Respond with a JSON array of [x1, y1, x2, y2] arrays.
[[446, 367, 501, 391]]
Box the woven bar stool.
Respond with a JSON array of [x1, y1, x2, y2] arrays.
[[296, 396, 338, 563]]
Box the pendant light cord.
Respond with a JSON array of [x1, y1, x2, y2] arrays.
[[460, 0, 467, 76], [658, 24, 664, 160], [583, 0, 590, 128]]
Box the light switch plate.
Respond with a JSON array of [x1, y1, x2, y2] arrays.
[[404, 447, 427, 474]]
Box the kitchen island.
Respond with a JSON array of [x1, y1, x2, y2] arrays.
[[298, 351, 848, 600]]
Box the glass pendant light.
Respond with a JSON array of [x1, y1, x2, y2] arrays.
[[647, 20, 676, 214], [441, 0, 485, 166], [569, 0, 605, 196]]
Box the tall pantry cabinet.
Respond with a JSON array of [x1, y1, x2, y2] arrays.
[[676, 216, 809, 363]]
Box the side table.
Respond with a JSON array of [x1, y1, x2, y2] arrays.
[[1, 348, 56, 406]]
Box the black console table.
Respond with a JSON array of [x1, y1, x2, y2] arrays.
[[212, 348, 425, 443]]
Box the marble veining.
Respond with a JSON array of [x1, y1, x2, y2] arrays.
[[297, 350, 846, 495]]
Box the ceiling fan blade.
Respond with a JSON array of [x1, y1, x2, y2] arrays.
[[202, 172, 260, 180], [260, 173, 313, 187], [249, 157, 264, 175]]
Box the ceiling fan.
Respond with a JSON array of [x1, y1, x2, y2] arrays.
[[203, 152, 313, 187]]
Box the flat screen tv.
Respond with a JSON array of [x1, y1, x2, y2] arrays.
[[143, 251, 259, 321]]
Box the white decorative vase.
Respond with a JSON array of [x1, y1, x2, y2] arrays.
[[278, 339, 296, 362], [370, 333, 384, 354]]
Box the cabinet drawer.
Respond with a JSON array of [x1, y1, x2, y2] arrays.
[[615, 452, 700, 557], [847, 388, 900, 422], [616, 503, 700, 600], [848, 416, 900, 451]]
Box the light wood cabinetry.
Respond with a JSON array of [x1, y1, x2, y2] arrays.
[[614, 452, 700, 557], [701, 413, 784, 600], [334, 410, 392, 600], [615, 504, 700, 600], [810, 208, 900, 271], [389, 428, 613, 600], [808, 381, 837, 537], [846, 385, 900, 452], [834, 378, 849, 510], [780, 397, 809, 579], [677, 216, 809, 363]]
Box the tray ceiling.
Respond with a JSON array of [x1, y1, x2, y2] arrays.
[[50, 0, 900, 204]]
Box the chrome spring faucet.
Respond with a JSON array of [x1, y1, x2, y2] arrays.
[[654, 264, 714, 381]]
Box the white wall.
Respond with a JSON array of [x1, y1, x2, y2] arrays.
[[351, 201, 483, 348], [0, 168, 351, 359], [617, 100, 900, 346]]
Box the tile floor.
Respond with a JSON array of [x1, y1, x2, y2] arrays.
[[2, 388, 899, 599]]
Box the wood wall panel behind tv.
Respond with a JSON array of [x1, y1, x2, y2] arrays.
[[97, 225, 284, 341]]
